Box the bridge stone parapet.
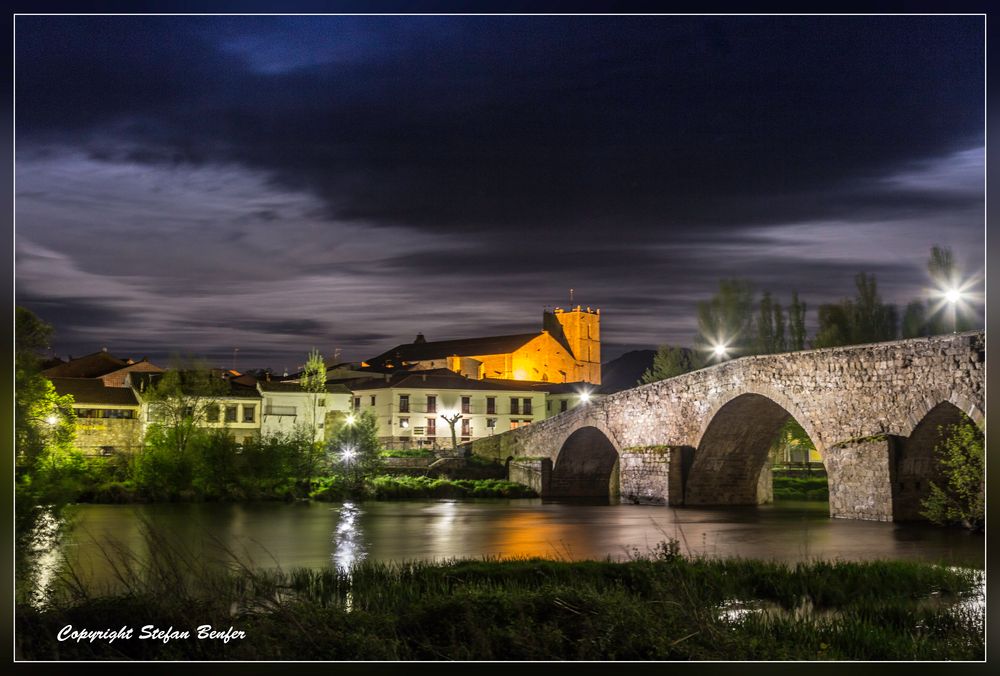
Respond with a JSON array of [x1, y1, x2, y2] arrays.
[[470, 332, 984, 521]]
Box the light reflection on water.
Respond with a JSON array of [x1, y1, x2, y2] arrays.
[[332, 501, 366, 573], [48, 499, 984, 594]]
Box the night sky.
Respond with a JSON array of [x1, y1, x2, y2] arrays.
[[14, 15, 985, 372]]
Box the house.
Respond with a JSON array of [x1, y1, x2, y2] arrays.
[[364, 306, 601, 384], [257, 380, 353, 441], [48, 377, 142, 456], [340, 368, 596, 449], [127, 371, 263, 444]]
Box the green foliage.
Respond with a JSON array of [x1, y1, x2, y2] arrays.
[[696, 279, 755, 357], [639, 345, 698, 384], [788, 292, 807, 351], [366, 476, 538, 500], [329, 409, 383, 489], [772, 475, 829, 501], [300, 348, 327, 432], [813, 273, 898, 348], [143, 364, 230, 457], [769, 418, 816, 466], [921, 419, 984, 531], [381, 448, 435, 458], [18, 539, 983, 660]]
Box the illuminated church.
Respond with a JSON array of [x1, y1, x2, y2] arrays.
[[365, 306, 601, 385]]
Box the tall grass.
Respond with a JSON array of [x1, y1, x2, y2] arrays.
[[16, 522, 983, 660]]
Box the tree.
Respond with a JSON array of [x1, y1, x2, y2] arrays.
[[142, 362, 230, 458], [639, 345, 699, 384], [772, 301, 787, 353], [696, 279, 755, 358], [329, 409, 383, 490], [813, 273, 897, 348], [440, 412, 462, 451], [300, 348, 327, 440], [789, 291, 807, 350], [15, 308, 77, 471], [920, 419, 984, 532]]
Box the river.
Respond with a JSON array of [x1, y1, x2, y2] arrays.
[[39, 499, 982, 597]]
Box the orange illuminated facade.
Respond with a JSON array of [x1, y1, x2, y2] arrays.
[[366, 306, 601, 385]]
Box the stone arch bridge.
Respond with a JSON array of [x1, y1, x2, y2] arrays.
[[468, 332, 984, 521]]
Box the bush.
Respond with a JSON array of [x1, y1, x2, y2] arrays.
[[921, 419, 984, 531]]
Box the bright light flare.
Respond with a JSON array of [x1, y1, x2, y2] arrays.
[[346, 414, 355, 426], [713, 344, 728, 358], [340, 445, 357, 462], [579, 390, 591, 404], [944, 288, 962, 304], [45, 415, 58, 426]]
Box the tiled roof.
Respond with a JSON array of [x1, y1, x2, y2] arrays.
[[366, 333, 541, 367], [346, 369, 551, 393], [49, 377, 139, 406], [99, 360, 165, 387], [258, 381, 352, 394], [127, 371, 261, 398], [42, 351, 130, 378]]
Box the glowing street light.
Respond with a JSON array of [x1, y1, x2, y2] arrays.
[[944, 288, 963, 305], [45, 415, 58, 426], [579, 390, 591, 404], [713, 343, 728, 358], [345, 414, 355, 426], [340, 445, 357, 463]]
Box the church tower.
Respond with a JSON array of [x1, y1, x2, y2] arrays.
[[543, 306, 601, 384]]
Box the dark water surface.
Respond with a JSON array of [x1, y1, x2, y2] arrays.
[[49, 499, 983, 593]]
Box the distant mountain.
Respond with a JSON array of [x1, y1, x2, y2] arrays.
[[600, 350, 656, 393]]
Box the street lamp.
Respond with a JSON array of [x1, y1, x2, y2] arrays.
[[579, 389, 591, 404], [345, 414, 355, 426], [340, 445, 357, 463], [45, 415, 58, 426]]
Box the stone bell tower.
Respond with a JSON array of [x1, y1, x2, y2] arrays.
[[543, 305, 601, 384]]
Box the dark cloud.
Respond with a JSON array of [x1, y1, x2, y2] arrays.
[[13, 15, 985, 368]]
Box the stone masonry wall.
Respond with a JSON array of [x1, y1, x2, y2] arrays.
[[471, 332, 984, 521]]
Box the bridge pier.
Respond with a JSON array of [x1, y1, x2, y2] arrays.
[[825, 436, 897, 522]]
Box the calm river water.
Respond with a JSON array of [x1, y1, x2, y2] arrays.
[[46, 499, 982, 594]]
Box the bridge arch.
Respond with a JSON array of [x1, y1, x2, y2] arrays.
[[550, 425, 621, 498], [685, 391, 823, 506], [892, 400, 979, 521]]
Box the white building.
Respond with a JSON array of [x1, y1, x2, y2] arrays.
[[258, 380, 352, 441]]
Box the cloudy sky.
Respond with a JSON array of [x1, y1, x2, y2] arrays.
[[15, 14, 984, 371]]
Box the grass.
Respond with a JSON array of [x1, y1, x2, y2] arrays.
[[366, 475, 537, 500], [17, 525, 983, 660], [773, 474, 829, 502]]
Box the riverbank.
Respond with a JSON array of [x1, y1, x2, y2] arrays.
[[17, 544, 982, 660], [74, 474, 537, 503]]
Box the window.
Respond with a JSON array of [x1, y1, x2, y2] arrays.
[[461, 418, 470, 436], [486, 397, 496, 414], [461, 396, 471, 414], [242, 404, 255, 423], [486, 418, 496, 429], [399, 395, 410, 413], [426, 417, 436, 435], [183, 405, 195, 419], [510, 397, 520, 415], [100, 446, 115, 456], [370, 395, 376, 406], [318, 398, 326, 407], [523, 398, 532, 415], [354, 397, 361, 411], [206, 404, 220, 423], [426, 395, 437, 413], [400, 417, 410, 429], [225, 405, 238, 422], [560, 400, 568, 413], [510, 420, 521, 430], [75, 408, 135, 419]]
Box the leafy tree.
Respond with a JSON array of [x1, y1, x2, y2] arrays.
[[329, 409, 383, 490], [696, 279, 755, 358], [754, 292, 789, 354], [772, 300, 787, 353], [768, 418, 816, 466], [639, 345, 699, 384], [901, 300, 930, 339], [141, 362, 230, 458], [788, 291, 807, 351], [921, 419, 984, 532], [813, 273, 897, 348], [300, 348, 327, 439]]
